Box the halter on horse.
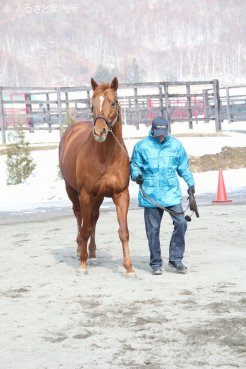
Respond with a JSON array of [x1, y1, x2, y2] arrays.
[[59, 77, 134, 273]]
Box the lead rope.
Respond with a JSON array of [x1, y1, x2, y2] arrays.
[[139, 184, 190, 217], [109, 129, 192, 219], [109, 129, 129, 156]]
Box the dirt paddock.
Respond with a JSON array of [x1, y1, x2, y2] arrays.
[[0, 203, 245, 369]]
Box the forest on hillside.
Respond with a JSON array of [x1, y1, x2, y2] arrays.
[[0, 0, 246, 87]]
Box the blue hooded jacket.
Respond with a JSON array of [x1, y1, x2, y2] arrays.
[[130, 131, 194, 208]]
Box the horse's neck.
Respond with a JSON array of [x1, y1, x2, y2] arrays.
[[112, 117, 123, 141]]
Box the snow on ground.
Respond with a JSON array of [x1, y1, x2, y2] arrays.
[[0, 121, 245, 212]]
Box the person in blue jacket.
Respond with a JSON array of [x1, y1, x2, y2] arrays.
[[130, 116, 195, 275]]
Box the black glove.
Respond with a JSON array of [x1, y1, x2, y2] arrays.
[[187, 185, 195, 195], [136, 173, 144, 185], [188, 193, 199, 218]]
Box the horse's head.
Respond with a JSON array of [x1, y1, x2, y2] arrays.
[[91, 77, 120, 142]]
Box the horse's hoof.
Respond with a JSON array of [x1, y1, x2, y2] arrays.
[[125, 271, 137, 278], [88, 258, 98, 265], [79, 262, 88, 271], [79, 268, 88, 274]]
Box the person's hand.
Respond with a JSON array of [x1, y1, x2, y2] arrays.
[[187, 185, 195, 195], [188, 191, 199, 218], [136, 173, 144, 185]]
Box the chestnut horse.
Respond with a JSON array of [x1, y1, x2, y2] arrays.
[[59, 77, 134, 273]]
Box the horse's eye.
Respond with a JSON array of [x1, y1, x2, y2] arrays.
[[110, 101, 116, 108]]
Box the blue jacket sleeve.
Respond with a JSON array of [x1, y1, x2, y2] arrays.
[[176, 144, 194, 187], [130, 145, 143, 181]]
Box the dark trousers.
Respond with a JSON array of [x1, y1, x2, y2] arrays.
[[144, 204, 187, 269]]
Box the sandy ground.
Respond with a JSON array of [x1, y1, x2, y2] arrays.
[[0, 203, 246, 369]]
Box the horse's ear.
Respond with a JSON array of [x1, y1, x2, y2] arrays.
[[111, 77, 118, 91], [91, 78, 98, 91]]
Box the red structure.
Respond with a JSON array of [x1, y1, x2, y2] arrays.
[[147, 98, 153, 121], [170, 97, 204, 119], [3, 92, 30, 127]]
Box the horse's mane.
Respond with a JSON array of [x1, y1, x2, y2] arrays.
[[93, 83, 113, 97]]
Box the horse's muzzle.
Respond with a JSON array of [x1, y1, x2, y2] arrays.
[[93, 127, 108, 142]]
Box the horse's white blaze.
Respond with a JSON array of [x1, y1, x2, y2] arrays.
[[99, 95, 104, 112]]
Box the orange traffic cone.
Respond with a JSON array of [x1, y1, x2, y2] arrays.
[[212, 168, 232, 203]]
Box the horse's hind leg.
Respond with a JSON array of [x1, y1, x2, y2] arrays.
[[88, 197, 104, 259], [65, 182, 82, 256]]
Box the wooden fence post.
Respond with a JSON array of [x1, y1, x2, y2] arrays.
[[86, 88, 91, 108], [0, 88, 6, 144], [45, 92, 51, 130], [186, 83, 193, 129], [164, 82, 171, 132], [86, 88, 91, 120], [203, 89, 209, 123], [65, 91, 69, 115], [226, 87, 231, 124], [57, 88, 63, 136], [159, 85, 164, 117], [213, 79, 221, 131], [134, 86, 139, 129], [25, 93, 34, 133]]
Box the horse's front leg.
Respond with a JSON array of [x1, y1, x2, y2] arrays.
[[79, 190, 92, 270], [112, 189, 134, 273], [88, 197, 104, 259]]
